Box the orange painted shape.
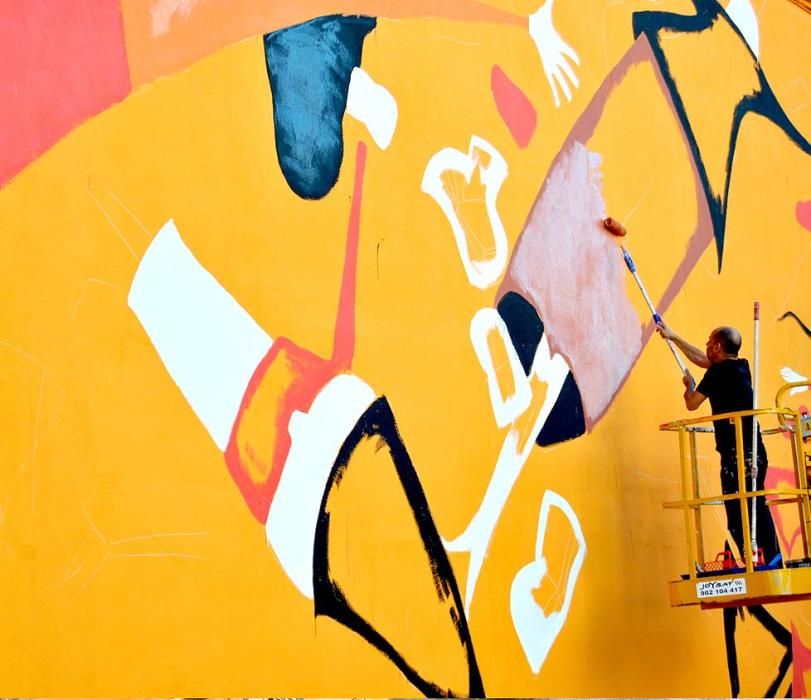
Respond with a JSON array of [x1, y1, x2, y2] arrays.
[[486, 327, 516, 404], [472, 146, 492, 169], [120, 0, 524, 89], [532, 507, 578, 616], [233, 346, 300, 485], [224, 338, 337, 523], [439, 165, 498, 264], [514, 374, 548, 454]]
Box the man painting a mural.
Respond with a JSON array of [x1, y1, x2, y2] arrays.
[[656, 323, 781, 567], [655, 320, 800, 698], [2, 0, 811, 697]]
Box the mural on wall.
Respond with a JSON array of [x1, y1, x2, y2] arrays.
[[1, 0, 810, 697], [126, 143, 482, 696]]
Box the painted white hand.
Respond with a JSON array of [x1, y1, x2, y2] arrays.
[[529, 0, 580, 108]]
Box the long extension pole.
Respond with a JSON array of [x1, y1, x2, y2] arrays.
[[751, 301, 760, 561], [602, 218, 695, 390]]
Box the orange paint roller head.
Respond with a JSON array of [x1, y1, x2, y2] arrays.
[[603, 217, 627, 238]]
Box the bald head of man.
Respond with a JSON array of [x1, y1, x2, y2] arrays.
[[707, 326, 742, 363]]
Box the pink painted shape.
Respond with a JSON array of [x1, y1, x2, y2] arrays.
[[497, 35, 718, 427], [491, 65, 537, 148], [499, 141, 642, 427], [0, 0, 131, 187], [793, 623, 811, 698], [797, 201, 811, 232]]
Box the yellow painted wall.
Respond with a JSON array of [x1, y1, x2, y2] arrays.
[[1, 0, 810, 696]]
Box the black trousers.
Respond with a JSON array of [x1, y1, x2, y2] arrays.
[[720, 451, 780, 563]]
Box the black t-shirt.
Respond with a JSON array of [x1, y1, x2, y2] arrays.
[[696, 358, 767, 459]]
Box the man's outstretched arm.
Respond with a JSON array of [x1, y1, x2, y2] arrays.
[[682, 372, 707, 411], [657, 322, 711, 369]]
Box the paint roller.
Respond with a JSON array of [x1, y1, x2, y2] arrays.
[[602, 217, 695, 390]]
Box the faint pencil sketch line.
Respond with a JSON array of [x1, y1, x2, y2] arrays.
[[87, 187, 138, 259]]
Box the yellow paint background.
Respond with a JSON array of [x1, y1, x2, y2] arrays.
[[1, 0, 810, 695]]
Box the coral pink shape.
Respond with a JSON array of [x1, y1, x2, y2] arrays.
[[797, 201, 811, 231], [0, 0, 131, 187], [793, 623, 811, 697], [491, 65, 537, 148]]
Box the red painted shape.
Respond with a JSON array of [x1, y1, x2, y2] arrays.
[[765, 466, 801, 556], [0, 1, 131, 186], [797, 201, 811, 232], [224, 142, 369, 522], [491, 65, 537, 148], [793, 623, 811, 698], [224, 338, 336, 522], [332, 141, 367, 368]]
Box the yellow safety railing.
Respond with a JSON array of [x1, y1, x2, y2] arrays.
[[775, 380, 811, 435], [660, 403, 811, 582]]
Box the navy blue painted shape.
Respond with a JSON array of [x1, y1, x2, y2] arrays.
[[496, 291, 586, 446], [536, 372, 586, 447], [632, 0, 811, 270], [264, 15, 376, 200]]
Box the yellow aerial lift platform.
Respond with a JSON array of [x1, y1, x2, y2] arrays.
[[661, 381, 811, 609]]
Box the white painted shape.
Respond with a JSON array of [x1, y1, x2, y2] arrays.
[[265, 373, 376, 599], [444, 335, 570, 616], [781, 367, 809, 396], [346, 67, 398, 150], [421, 136, 510, 289], [470, 308, 533, 427], [510, 490, 586, 674], [529, 0, 580, 108], [725, 0, 760, 58], [128, 220, 273, 451]]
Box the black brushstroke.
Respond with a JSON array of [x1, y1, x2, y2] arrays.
[[537, 371, 587, 446], [725, 602, 793, 698], [632, 0, 811, 270], [496, 291, 587, 446], [497, 291, 544, 375], [778, 310, 811, 339], [312, 397, 484, 698], [765, 646, 792, 698], [724, 606, 740, 698], [748, 605, 793, 698], [749, 604, 792, 647], [723, 550, 741, 700]]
